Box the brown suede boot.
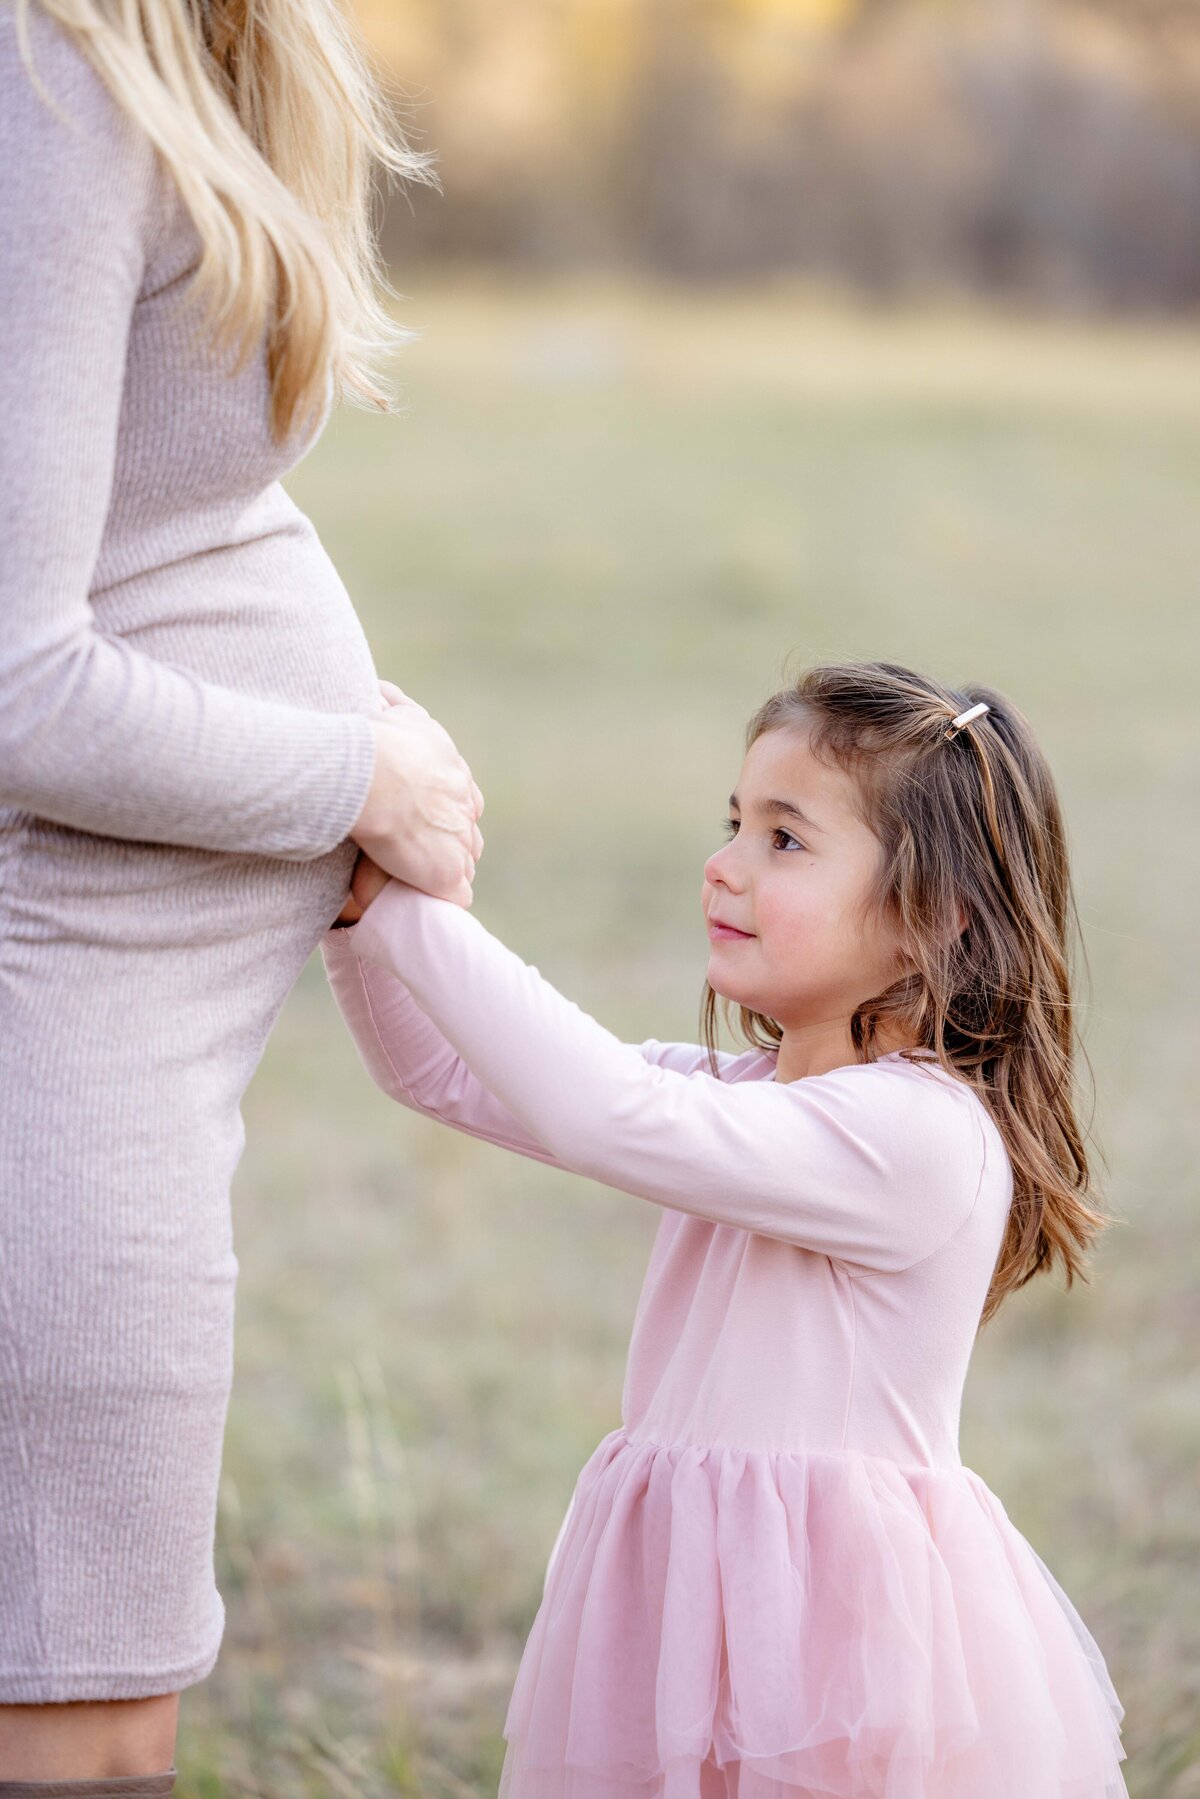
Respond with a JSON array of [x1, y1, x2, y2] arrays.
[[0, 1774, 176, 1797]]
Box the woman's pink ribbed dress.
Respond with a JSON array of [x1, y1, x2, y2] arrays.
[[0, 6, 381, 1698], [321, 881, 1130, 1799]]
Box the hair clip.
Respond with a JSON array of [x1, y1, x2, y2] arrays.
[[943, 701, 990, 740]]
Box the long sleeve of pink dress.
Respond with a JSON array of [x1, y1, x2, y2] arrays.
[[320, 882, 1129, 1799]]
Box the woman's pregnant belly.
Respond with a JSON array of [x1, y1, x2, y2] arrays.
[[1, 490, 382, 965]]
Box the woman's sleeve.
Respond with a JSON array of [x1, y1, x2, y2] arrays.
[[320, 922, 750, 1169], [337, 881, 988, 1274], [0, 10, 375, 860]]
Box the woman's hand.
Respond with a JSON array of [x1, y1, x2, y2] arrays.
[[338, 681, 485, 923]]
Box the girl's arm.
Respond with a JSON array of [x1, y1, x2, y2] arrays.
[[321, 924, 753, 1169], [333, 881, 990, 1276]]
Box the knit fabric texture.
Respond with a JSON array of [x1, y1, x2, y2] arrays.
[[0, 3, 382, 1700]]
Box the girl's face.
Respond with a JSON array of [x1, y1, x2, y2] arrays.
[[701, 725, 912, 1035]]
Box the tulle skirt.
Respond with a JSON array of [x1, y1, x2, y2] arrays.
[[497, 1429, 1129, 1799]]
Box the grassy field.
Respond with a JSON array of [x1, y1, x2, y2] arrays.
[[177, 274, 1200, 1796]]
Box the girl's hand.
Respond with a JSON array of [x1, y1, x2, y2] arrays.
[[337, 680, 485, 925], [336, 848, 392, 926]]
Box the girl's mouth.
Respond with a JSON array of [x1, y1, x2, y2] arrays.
[[708, 919, 754, 941]]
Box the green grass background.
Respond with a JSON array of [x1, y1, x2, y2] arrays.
[[178, 275, 1200, 1796]]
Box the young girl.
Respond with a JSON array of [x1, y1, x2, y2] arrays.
[[323, 659, 1129, 1799]]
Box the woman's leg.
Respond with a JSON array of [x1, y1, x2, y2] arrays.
[[0, 945, 239, 1756], [0, 1696, 179, 1780]]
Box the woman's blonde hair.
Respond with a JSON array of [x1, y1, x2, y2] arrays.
[[701, 657, 1122, 1329], [13, 0, 439, 443]]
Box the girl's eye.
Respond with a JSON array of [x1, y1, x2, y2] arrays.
[[719, 817, 806, 852]]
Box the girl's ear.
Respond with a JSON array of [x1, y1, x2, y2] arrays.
[[896, 901, 968, 973]]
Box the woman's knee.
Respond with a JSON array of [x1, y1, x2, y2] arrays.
[[0, 1693, 180, 1781]]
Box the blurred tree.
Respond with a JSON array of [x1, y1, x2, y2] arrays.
[[354, 0, 1200, 309]]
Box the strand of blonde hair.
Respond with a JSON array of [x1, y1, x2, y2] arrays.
[[13, 0, 439, 442]]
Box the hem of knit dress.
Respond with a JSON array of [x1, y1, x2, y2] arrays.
[[0, 1776, 177, 1798], [0, 1623, 224, 1704]]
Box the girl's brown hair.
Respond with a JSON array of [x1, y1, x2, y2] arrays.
[[700, 657, 1117, 1328]]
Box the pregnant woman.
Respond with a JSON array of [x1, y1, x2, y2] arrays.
[[0, 0, 481, 1789]]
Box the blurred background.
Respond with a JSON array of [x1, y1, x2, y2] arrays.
[[362, 0, 1200, 307], [180, 0, 1199, 1792]]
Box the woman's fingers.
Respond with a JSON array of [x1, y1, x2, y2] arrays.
[[378, 679, 430, 721], [448, 859, 475, 908], [453, 755, 484, 812], [355, 690, 485, 906], [377, 683, 486, 823]]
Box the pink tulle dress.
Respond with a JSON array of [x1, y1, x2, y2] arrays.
[[321, 882, 1129, 1799]]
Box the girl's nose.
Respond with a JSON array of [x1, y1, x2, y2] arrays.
[[704, 842, 741, 890]]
